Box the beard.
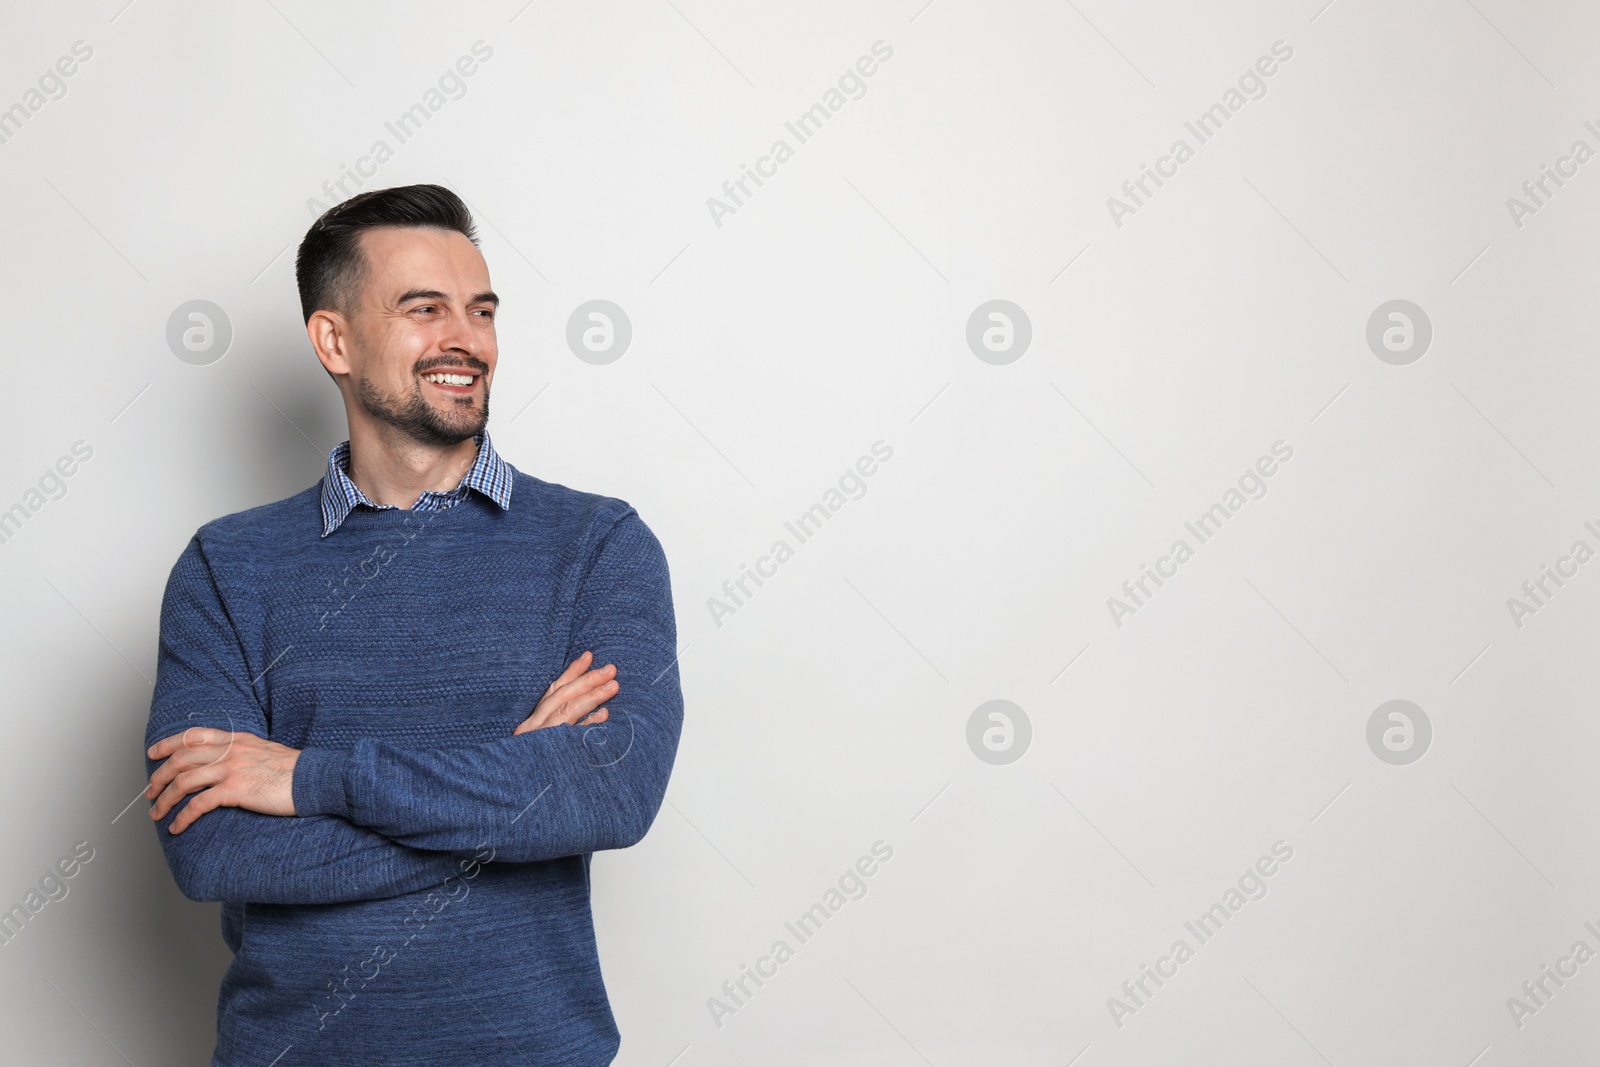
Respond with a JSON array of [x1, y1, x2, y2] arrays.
[[355, 367, 489, 446]]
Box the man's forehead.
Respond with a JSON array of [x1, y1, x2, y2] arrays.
[[358, 226, 490, 294]]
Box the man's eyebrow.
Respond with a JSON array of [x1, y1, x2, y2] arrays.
[[395, 288, 500, 307]]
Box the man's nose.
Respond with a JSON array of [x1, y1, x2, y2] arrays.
[[438, 306, 482, 358]]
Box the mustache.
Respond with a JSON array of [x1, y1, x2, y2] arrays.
[[415, 356, 490, 375]]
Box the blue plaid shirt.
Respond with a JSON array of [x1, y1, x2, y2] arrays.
[[319, 430, 514, 537]]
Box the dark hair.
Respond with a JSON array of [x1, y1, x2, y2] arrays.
[[294, 183, 479, 325]]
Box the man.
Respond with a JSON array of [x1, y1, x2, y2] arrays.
[[141, 183, 683, 1066]]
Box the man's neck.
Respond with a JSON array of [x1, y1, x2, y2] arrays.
[[345, 422, 480, 510]]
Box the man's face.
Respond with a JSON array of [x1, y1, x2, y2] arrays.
[[342, 225, 498, 446]]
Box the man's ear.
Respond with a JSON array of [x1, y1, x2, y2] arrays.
[[308, 309, 354, 380]]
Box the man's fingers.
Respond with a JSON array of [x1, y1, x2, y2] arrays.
[[147, 726, 228, 760], [577, 707, 609, 727], [168, 789, 224, 834], [525, 666, 615, 731], [548, 664, 615, 706], [544, 650, 594, 695], [146, 761, 178, 799], [150, 764, 225, 821], [515, 669, 620, 734], [147, 746, 208, 793], [150, 771, 216, 825], [556, 680, 616, 724], [547, 678, 616, 726], [146, 743, 229, 797]]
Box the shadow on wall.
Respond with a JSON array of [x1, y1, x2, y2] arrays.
[[113, 826, 233, 1065], [237, 314, 350, 505]]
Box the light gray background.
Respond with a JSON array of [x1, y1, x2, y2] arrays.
[[1, 0, 1597, 1064]]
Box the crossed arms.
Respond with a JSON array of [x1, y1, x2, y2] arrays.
[[142, 512, 683, 906]]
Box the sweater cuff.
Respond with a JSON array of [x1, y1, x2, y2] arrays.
[[291, 746, 351, 819]]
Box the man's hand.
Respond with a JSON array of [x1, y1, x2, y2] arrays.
[[144, 656, 613, 833], [515, 650, 617, 735], [146, 728, 300, 834]]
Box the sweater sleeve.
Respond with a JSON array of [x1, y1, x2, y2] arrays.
[[146, 535, 473, 905], [290, 510, 685, 863]]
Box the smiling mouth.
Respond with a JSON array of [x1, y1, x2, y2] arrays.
[[421, 371, 479, 393]]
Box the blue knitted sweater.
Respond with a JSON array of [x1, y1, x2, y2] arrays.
[[144, 468, 683, 1066]]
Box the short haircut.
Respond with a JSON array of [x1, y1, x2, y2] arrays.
[[294, 183, 479, 325]]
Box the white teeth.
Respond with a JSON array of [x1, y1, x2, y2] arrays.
[[423, 373, 474, 386]]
